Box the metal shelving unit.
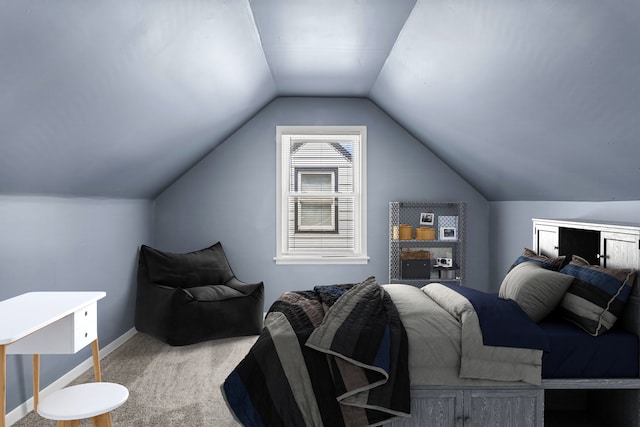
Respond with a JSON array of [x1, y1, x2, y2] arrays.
[[389, 201, 466, 287]]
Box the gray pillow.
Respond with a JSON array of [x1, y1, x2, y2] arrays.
[[499, 261, 575, 322]]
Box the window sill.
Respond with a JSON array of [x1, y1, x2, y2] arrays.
[[274, 255, 369, 265]]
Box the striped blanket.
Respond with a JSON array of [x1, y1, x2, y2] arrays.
[[222, 277, 410, 426]]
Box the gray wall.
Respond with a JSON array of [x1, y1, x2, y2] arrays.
[[490, 200, 640, 290], [154, 97, 491, 307], [3, 95, 638, 417], [0, 195, 153, 413]]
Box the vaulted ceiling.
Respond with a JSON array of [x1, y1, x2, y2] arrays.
[[1, 0, 639, 201]]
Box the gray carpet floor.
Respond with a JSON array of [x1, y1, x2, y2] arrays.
[[13, 332, 258, 427]]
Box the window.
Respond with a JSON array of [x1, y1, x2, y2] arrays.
[[276, 126, 368, 264], [295, 169, 337, 233]]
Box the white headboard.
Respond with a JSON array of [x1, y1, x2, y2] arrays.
[[621, 276, 640, 337], [532, 218, 640, 338]]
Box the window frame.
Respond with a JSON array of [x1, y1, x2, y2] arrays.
[[275, 125, 368, 265], [295, 168, 338, 233]]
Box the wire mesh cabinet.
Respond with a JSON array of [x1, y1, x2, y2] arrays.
[[389, 201, 466, 287]]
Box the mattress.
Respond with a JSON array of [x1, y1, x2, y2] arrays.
[[540, 318, 639, 379]]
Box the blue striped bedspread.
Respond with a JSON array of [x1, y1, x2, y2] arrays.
[[222, 276, 410, 427]]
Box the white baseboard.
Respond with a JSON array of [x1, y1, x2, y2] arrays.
[[6, 327, 137, 426]]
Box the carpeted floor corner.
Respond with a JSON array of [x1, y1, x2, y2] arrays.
[[12, 332, 258, 427]]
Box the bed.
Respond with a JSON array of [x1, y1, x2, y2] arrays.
[[223, 219, 640, 426]]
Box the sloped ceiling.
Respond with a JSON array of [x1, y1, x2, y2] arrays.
[[1, 0, 639, 201], [0, 0, 276, 198]]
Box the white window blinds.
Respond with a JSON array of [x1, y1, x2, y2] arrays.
[[276, 126, 368, 264]]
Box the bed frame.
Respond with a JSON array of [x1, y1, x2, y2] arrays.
[[391, 219, 640, 426]]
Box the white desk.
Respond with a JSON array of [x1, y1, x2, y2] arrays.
[[0, 291, 106, 427]]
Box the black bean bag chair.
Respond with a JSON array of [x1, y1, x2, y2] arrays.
[[135, 242, 264, 346]]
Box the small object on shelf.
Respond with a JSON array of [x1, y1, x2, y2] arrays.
[[433, 265, 459, 280], [402, 260, 431, 279], [435, 257, 453, 267], [439, 227, 457, 240], [400, 248, 431, 260], [416, 227, 436, 240], [399, 224, 413, 240], [420, 212, 435, 226]]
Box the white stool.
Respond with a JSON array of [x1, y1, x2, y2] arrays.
[[37, 382, 129, 427]]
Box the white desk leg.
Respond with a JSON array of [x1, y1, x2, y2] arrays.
[[1, 344, 6, 427], [32, 354, 40, 412], [92, 339, 101, 382]]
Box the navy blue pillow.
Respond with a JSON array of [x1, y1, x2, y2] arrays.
[[559, 255, 636, 336], [511, 248, 565, 272]]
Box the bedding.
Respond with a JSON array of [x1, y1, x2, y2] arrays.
[[559, 255, 637, 336], [511, 247, 566, 271], [440, 283, 549, 351], [223, 278, 547, 427], [222, 277, 410, 427], [387, 283, 544, 387], [540, 318, 639, 378], [499, 261, 575, 322]]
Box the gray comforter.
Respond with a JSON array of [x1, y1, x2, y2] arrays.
[[384, 283, 543, 386]]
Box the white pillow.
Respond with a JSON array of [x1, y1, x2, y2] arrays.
[[499, 261, 574, 322]]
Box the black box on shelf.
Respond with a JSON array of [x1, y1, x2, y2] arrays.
[[401, 260, 431, 279]]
